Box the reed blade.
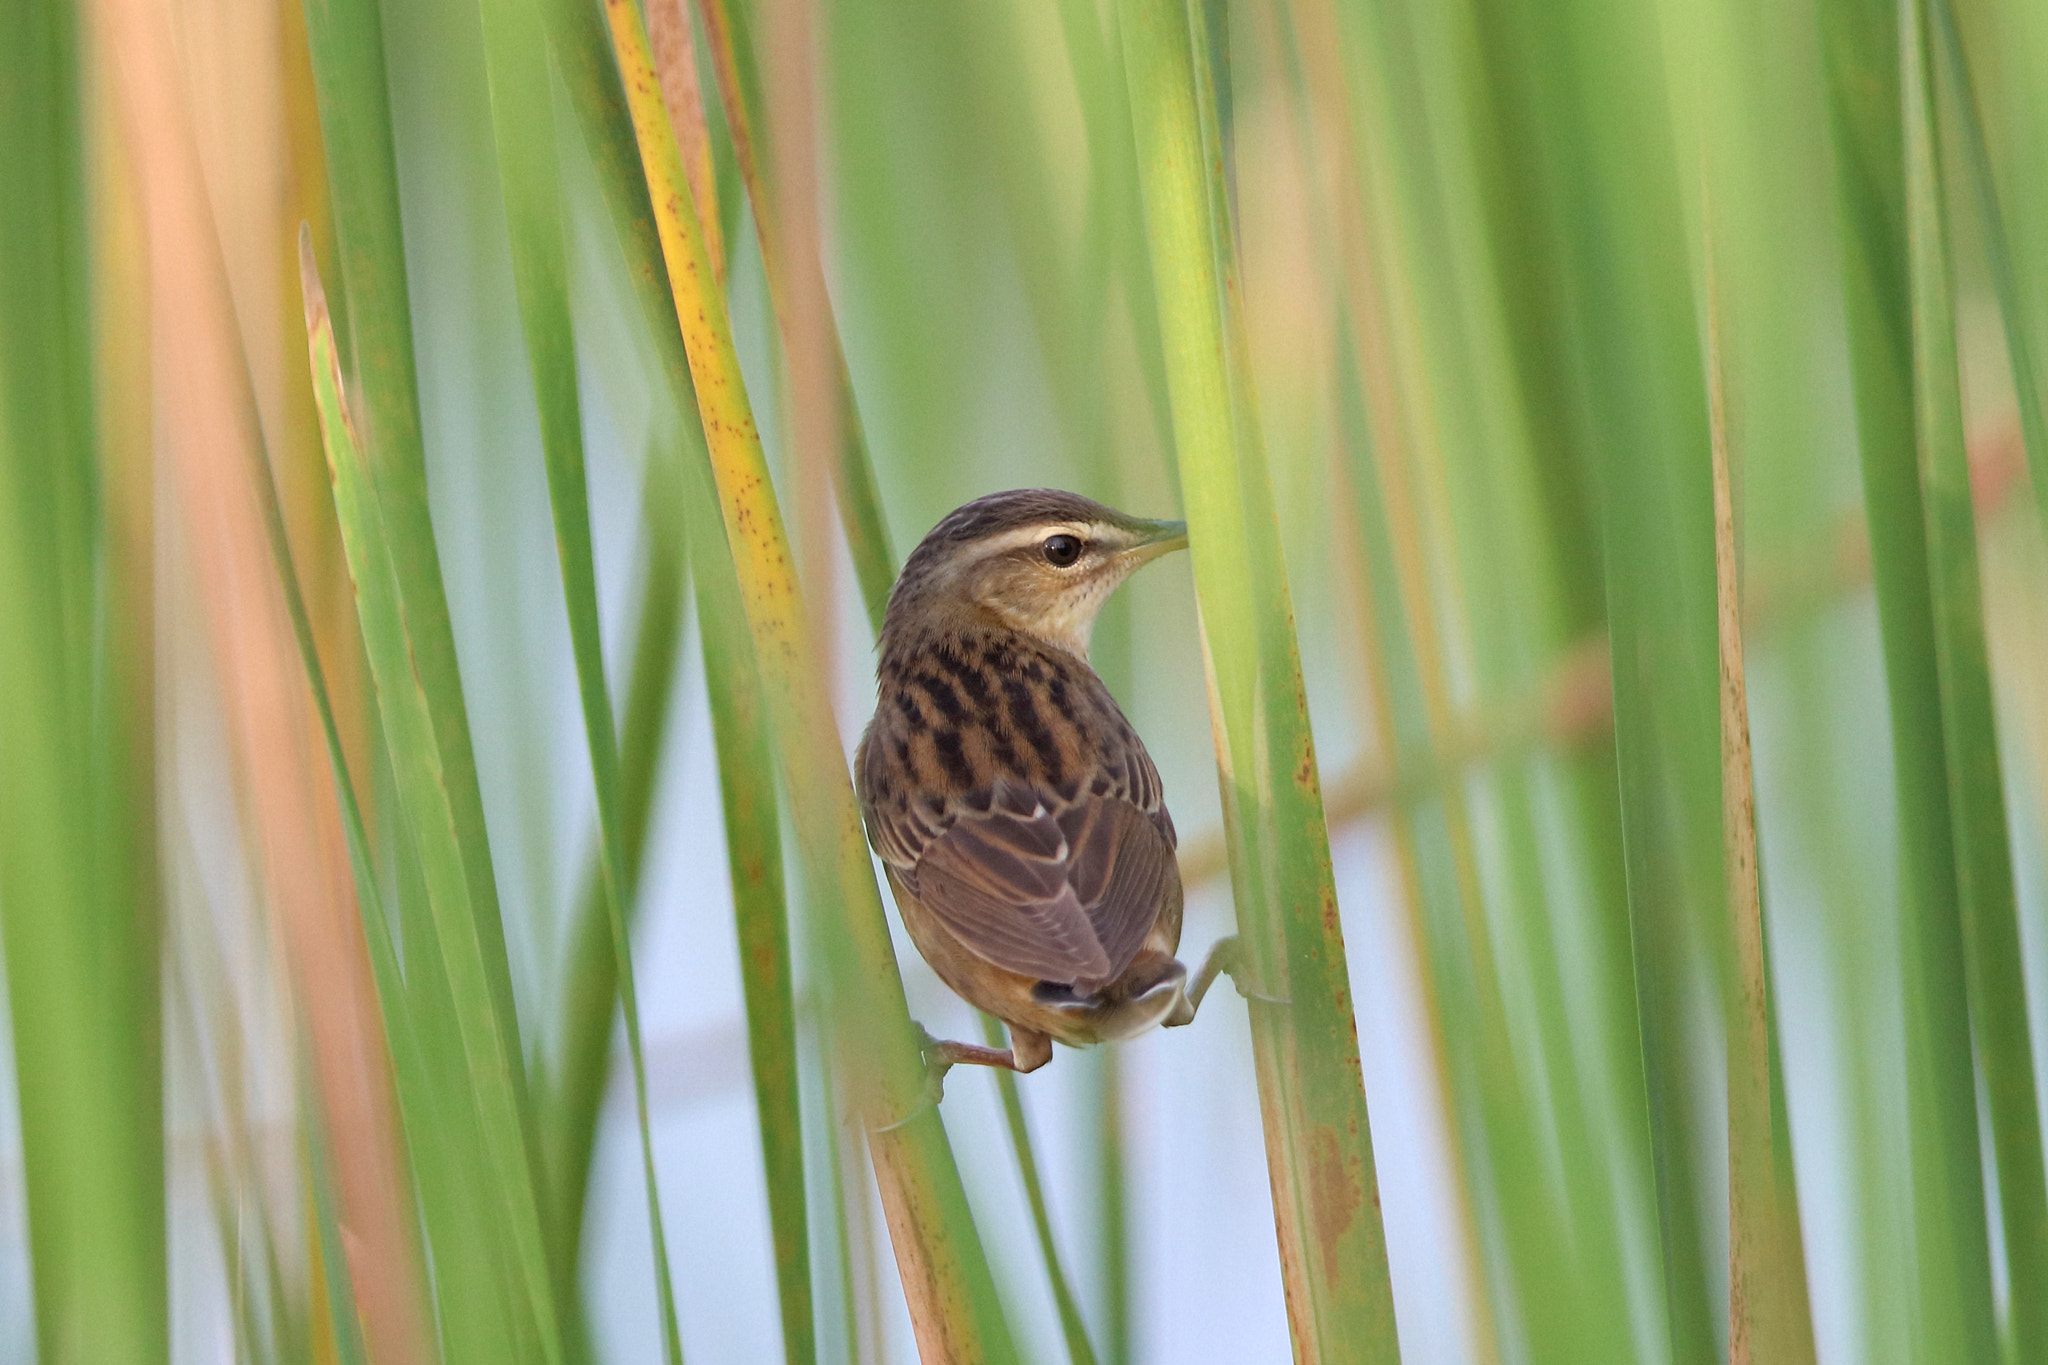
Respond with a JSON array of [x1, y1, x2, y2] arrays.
[[1117, 0, 1400, 1357], [563, 0, 1021, 1355], [1904, 0, 2048, 1349], [1819, 0, 2000, 1353], [297, 229, 565, 1362]]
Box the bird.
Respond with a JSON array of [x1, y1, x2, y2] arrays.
[[855, 488, 1231, 1082]]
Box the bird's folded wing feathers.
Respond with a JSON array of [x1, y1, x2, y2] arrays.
[[908, 783, 1175, 990]]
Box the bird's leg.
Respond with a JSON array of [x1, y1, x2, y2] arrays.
[[1167, 936, 1289, 1027], [923, 1034, 1020, 1073], [909, 1023, 1051, 1107], [1182, 936, 1241, 1018]]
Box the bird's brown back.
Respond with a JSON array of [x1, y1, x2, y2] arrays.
[[856, 607, 1177, 991]]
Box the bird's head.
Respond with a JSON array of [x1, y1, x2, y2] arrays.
[[883, 489, 1188, 658]]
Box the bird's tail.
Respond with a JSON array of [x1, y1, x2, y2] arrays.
[[1054, 950, 1187, 1042]]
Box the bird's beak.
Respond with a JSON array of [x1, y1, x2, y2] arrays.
[[1122, 519, 1189, 567]]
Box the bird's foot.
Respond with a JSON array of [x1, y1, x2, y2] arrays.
[[914, 1024, 955, 1109], [876, 1023, 983, 1131], [1166, 937, 1289, 1027], [901, 1023, 1023, 1109]]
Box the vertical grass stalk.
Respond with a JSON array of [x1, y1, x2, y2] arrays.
[[1118, 0, 1400, 1357], [540, 464, 688, 1276], [979, 1015, 1101, 1365], [475, 0, 686, 1353], [1929, 0, 2048, 535], [296, 231, 565, 1361], [100, 0, 434, 1346], [695, 0, 897, 630], [1903, 0, 2048, 1348], [1818, 0, 1999, 1353], [483, 0, 682, 1346], [1705, 249, 1818, 1363], [596, 2, 1020, 1357], [0, 4, 166, 1358], [538, 1, 825, 1354]]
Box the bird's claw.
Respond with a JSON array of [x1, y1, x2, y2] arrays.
[[1170, 936, 1289, 1025], [872, 1024, 951, 1133], [1236, 982, 1293, 1006], [1228, 956, 1292, 1007], [913, 1023, 956, 1103]]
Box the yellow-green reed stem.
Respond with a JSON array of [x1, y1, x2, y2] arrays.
[[648, 0, 724, 282], [609, 0, 886, 1158], [599, 3, 1018, 1357], [694, 0, 896, 630], [1705, 239, 1818, 1365], [539, 1, 819, 1353]]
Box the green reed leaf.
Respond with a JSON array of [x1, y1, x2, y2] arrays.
[[1116, 0, 1399, 1357], [0, 5, 165, 1359], [538, 1, 822, 1355], [696, 0, 897, 631], [474, 0, 684, 1354], [541, 461, 688, 1278], [1819, 0, 2000, 1354], [296, 223, 564, 1361], [1929, 0, 2048, 537], [1903, 0, 2048, 1349], [592, 0, 1019, 1355]]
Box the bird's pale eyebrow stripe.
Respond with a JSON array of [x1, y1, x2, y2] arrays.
[[970, 524, 1091, 559]]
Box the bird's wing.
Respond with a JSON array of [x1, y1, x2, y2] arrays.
[[907, 779, 1176, 991], [854, 644, 1180, 989], [1114, 729, 1176, 851]]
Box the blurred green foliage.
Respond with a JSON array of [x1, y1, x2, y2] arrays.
[[1, 0, 2045, 1361]]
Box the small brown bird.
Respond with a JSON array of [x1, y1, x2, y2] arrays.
[[856, 489, 1211, 1080]]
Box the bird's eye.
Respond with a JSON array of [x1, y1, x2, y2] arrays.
[[1041, 534, 1083, 567]]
